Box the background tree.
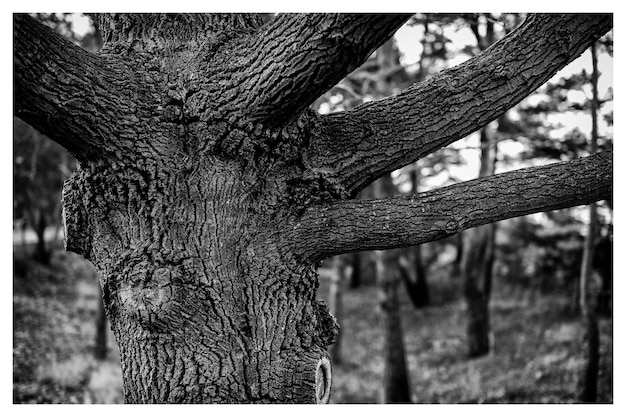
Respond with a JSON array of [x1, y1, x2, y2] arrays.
[[459, 13, 500, 358], [14, 13, 612, 403], [14, 117, 73, 263], [578, 41, 600, 403]]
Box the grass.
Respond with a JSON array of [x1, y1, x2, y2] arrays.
[[13, 248, 612, 403]]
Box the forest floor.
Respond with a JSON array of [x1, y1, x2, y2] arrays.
[[13, 248, 612, 404]]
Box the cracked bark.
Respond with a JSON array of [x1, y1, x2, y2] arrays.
[[294, 151, 612, 262], [306, 14, 612, 195], [14, 13, 613, 403]]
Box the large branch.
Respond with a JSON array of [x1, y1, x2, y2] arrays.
[[14, 14, 138, 161], [238, 13, 411, 126], [291, 151, 612, 262], [305, 13, 612, 195]]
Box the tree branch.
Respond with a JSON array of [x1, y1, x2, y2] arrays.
[[238, 13, 412, 126], [292, 151, 612, 262], [305, 13, 612, 195], [14, 14, 138, 161]]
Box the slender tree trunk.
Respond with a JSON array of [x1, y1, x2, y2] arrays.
[[349, 252, 361, 289], [377, 250, 412, 403], [595, 235, 612, 316], [452, 231, 464, 278], [462, 124, 498, 358], [373, 177, 411, 403], [95, 284, 108, 360], [33, 210, 49, 264], [402, 164, 430, 308], [578, 42, 601, 403]]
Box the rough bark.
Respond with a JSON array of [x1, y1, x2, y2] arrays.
[[14, 14, 141, 161], [294, 151, 612, 262], [14, 12, 613, 404], [322, 259, 345, 365], [306, 14, 612, 195], [239, 14, 411, 125]]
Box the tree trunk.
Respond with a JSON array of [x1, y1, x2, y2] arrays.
[[95, 284, 108, 360], [33, 210, 49, 264], [462, 124, 498, 358], [452, 231, 464, 278], [373, 177, 411, 403], [53, 15, 341, 403], [401, 164, 430, 308], [578, 41, 601, 403], [377, 250, 412, 403], [348, 252, 361, 289], [14, 13, 612, 404]]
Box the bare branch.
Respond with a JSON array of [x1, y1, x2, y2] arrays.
[[14, 14, 139, 161], [305, 13, 612, 195], [237, 13, 412, 126], [291, 151, 612, 262]]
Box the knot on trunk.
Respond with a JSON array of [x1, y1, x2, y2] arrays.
[[117, 266, 182, 332]]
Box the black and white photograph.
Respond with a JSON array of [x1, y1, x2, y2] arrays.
[[11, 7, 614, 407]]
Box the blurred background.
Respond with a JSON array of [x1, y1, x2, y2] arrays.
[[13, 13, 612, 403]]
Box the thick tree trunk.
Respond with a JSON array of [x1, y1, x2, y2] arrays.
[[14, 13, 612, 404], [63, 160, 338, 403], [53, 14, 340, 403]]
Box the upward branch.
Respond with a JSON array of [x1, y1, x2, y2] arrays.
[[14, 14, 139, 161], [305, 13, 612, 195], [291, 151, 612, 262], [238, 13, 411, 126]]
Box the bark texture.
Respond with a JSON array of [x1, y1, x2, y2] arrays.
[[306, 14, 612, 195], [13, 13, 613, 404], [295, 151, 612, 262]]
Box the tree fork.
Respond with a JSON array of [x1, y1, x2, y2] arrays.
[[14, 12, 614, 404]]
